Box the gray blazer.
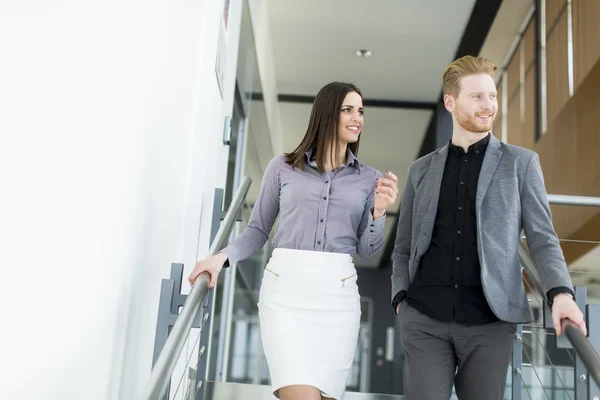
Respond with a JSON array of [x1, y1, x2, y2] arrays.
[[391, 134, 573, 323]]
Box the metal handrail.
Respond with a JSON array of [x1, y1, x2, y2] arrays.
[[141, 176, 252, 400], [548, 193, 600, 384], [548, 194, 600, 207], [563, 320, 600, 387], [518, 242, 600, 387]]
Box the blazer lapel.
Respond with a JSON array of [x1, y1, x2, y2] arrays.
[[476, 134, 503, 211], [422, 144, 448, 220]]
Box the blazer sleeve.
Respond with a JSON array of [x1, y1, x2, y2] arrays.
[[520, 153, 573, 295]]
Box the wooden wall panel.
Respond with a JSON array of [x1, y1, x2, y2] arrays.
[[507, 48, 521, 102], [522, 72, 536, 150], [535, 56, 600, 263], [573, 0, 600, 88], [545, 11, 569, 132], [546, 0, 568, 34], [572, 77, 600, 196], [524, 19, 537, 73], [506, 92, 521, 147], [494, 77, 503, 139]]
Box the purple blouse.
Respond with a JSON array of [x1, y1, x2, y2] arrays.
[[222, 150, 386, 265]]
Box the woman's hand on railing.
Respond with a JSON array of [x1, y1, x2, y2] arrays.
[[552, 293, 587, 336], [188, 252, 228, 289]]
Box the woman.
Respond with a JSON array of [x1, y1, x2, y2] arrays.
[[188, 82, 398, 400]]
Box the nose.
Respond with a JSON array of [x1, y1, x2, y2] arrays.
[[482, 95, 495, 111]]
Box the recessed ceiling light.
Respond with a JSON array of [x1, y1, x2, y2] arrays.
[[355, 49, 372, 58]]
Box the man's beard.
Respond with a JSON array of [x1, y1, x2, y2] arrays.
[[455, 104, 495, 133]]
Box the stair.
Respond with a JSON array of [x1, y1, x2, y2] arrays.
[[205, 381, 406, 399]]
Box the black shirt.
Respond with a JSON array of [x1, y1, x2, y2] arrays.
[[405, 134, 497, 324], [392, 134, 574, 323]]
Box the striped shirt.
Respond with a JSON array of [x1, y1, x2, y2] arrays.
[[221, 150, 386, 265]]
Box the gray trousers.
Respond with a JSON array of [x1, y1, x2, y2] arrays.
[[397, 301, 516, 400]]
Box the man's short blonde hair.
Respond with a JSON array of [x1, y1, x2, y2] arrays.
[[442, 55, 497, 97]]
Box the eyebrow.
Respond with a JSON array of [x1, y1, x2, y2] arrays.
[[342, 104, 365, 109]]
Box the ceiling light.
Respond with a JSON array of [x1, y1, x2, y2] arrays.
[[355, 49, 372, 58]]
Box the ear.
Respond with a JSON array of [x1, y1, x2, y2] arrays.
[[443, 94, 455, 113]]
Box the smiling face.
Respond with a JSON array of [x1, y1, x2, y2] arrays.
[[285, 82, 363, 173], [338, 91, 364, 145], [445, 73, 498, 134]]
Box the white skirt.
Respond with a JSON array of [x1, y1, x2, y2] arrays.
[[258, 248, 361, 400]]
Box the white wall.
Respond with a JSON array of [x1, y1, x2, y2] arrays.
[[0, 0, 243, 398], [248, 0, 284, 156]]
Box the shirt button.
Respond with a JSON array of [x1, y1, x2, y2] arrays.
[[370, 230, 374, 233], [325, 180, 329, 183], [458, 206, 463, 210], [476, 150, 480, 154], [460, 181, 465, 185], [318, 241, 321, 245], [464, 159, 468, 163], [457, 230, 461, 234], [370, 244, 374, 247], [323, 197, 327, 200], [454, 284, 459, 289], [320, 219, 324, 223], [456, 256, 460, 261]]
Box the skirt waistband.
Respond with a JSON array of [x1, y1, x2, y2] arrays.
[[271, 248, 353, 266], [267, 248, 356, 281]]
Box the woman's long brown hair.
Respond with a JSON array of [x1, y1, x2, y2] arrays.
[[285, 82, 362, 173]]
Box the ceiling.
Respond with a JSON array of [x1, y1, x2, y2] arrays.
[[267, 0, 476, 102], [241, 0, 538, 268], [479, 0, 535, 70]]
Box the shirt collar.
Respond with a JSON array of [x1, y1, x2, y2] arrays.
[[304, 148, 360, 171], [448, 132, 490, 156]]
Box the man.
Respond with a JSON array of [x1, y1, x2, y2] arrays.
[[391, 55, 587, 400]]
